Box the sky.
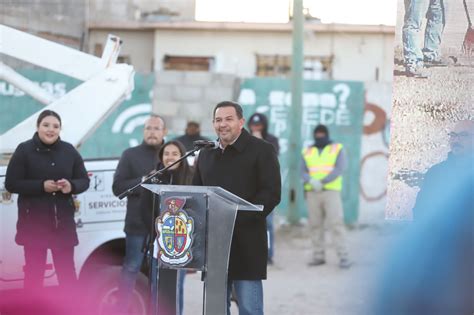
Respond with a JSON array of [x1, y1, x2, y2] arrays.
[[195, 0, 397, 26]]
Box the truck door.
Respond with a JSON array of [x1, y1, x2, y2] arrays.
[[0, 174, 56, 288], [0, 174, 24, 287]]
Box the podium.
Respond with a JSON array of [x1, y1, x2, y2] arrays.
[[141, 184, 263, 315]]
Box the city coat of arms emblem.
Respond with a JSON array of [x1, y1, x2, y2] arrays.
[[155, 197, 194, 266]]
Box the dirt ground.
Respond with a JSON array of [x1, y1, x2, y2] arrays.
[[387, 60, 473, 220], [182, 221, 403, 315]]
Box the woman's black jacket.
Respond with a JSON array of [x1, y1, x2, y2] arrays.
[[5, 133, 90, 247]]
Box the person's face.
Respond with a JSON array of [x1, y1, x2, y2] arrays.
[[314, 131, 327, 140], [37, 115, 61, 145], [449, 120, 474, 156], [249, 123, 264, 133], [213, 106, 244, 146], [186, 124, 200, 136], [162, 144, 182, 170], [144, 117, 167, 146]]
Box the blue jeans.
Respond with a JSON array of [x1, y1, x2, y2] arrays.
[[402, 0, 445, 65], [227, 280, 264, 315], [266, 212, 274, 261], [116, 233, 147, 310]]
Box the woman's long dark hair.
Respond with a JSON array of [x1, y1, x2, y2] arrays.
[[158, 140, 194, 185]]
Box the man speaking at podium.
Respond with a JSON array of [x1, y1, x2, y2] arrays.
[[193, 101, 281, 315]]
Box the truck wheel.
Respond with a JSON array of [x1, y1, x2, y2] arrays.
[[82, 265, 149, 315]]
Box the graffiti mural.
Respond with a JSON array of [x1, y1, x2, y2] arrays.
[[359, 82, 392, 223]]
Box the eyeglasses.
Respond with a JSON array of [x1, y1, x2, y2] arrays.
[[448, 132, 473, 139], [145, 126, 165, 131]]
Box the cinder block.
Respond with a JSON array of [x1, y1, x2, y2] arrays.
[[177, 102, 209, 118], [153, 85, 173, 101], [211, 73, 240, 87], [169, 117, 187, 136], [204, 87, 235, 103], [155, 71, 185, 85], [152, 100, 180, 116], [184, 71, 213, 86], [173, 86, 203, 102]]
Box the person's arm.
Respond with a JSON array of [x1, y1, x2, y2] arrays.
[[5, 143, 45, 195], [301, 156, 311, 184], [112, 150, 143, 197], [268, 135, 280, 155], [68, 148, 90, 194], [274, 138, 280, 155], [191, 154, 203, 186], [250, 142, 281, 218], [412, 165, 441, 220], [139, 189, 153, 232], [321, 147, 347, 184]]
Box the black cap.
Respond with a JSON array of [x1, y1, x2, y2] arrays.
[[249, 115, 263, 125], [313, 124, 329, 135]]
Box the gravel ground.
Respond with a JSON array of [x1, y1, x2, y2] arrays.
[[387, 62, 473, 219]]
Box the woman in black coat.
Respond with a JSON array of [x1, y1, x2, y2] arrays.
[[5, 110, 90, 290], [140, 140, 194, 233], [137, 140, 194, 315]]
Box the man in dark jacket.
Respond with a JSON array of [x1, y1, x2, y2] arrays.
[[413, 119, 474, 219], [193, 101, 281, 315], [247, 113, 280, 265], [373, 120, 473, 314], [247, 113, 279, 154], [112, 114, 167, 311], [174, 121, 209, 151]]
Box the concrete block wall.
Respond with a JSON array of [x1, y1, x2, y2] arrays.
[[89, 0, 195, 22], [1, 0, 85, 43], [1, 0, 86, 68], [152, 71, 241, 137]]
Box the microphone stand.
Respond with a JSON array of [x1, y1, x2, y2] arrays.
[[117, 145, 204, 315], [117, 147, 201, 200]]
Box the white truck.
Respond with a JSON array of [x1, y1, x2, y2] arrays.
[[0, 159, 149, 313], [0, 25, 149, 314]]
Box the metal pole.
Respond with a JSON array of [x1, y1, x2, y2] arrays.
[[287, 0, 304, 224]]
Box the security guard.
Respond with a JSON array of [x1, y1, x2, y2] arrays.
[[302, 124, 352, 269]]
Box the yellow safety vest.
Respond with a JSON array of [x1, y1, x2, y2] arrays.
[[302, 144, 343, 191]]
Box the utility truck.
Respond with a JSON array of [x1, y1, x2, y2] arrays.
[[0, 25, 148, 314]]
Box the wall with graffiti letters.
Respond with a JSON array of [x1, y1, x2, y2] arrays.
[[238, 78, 365, 224], [359, 82, 392, 223]]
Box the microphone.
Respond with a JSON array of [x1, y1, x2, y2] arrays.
[[193, 140, 218, 149]]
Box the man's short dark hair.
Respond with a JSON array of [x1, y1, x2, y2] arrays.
[[213, 101, 243, 119], [187, 121, 200, 128]]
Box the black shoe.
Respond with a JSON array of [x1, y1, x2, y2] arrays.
[[423, 58, 449, 68], [308, 258, 326, 266], [405, 65, 428, 78]]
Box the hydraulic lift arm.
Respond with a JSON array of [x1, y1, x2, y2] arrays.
[[0, 24, 135, 155]]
